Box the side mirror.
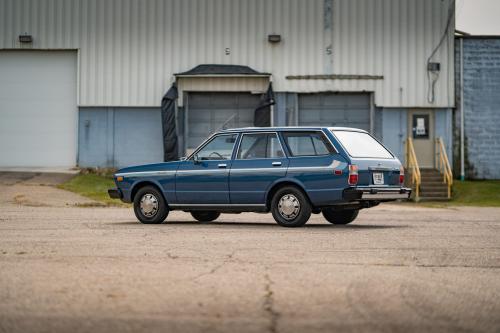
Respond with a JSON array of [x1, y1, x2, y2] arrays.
[[180, 156, 187, 161], [193, 154, 200, 164]]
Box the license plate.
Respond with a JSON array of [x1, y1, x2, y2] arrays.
[[373, 172, 384, 185]]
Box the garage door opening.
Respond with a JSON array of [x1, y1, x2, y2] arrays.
[[185, 92, 261, 154], [298, 93, 371, 131], [0, 51, 77, 168]]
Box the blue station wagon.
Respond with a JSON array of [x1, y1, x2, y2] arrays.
[[108, 127, 411, 227]]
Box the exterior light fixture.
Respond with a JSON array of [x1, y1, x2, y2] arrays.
[[19, 34, 33, 43], [268, 34, 281, 43]]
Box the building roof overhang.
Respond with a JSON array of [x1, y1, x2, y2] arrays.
[[175, 64, 271, 78]]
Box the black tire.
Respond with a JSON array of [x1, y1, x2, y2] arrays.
[[133, 186, 169, 224], [322, 209, 359, 225], [191, 211, 221, 222], [271, 186, 312, 227]]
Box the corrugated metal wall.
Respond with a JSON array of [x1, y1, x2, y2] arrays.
[[0, 0, 454, 108]]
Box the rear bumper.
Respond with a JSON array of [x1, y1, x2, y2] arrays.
[[108, 188, 123, 199], [343, 187, 412, 201]]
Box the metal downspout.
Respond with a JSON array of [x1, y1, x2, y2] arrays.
[[460, 38, 465, 181]]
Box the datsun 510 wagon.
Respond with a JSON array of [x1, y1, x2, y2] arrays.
[[108, 127, 411, 227]]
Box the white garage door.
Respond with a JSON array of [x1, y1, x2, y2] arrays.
[[299, 93, 371, 131], [0, 51, 77, 168]]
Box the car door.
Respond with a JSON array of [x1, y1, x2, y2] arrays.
[[229, 132, 289, 205], [176, 133, 238, 204]]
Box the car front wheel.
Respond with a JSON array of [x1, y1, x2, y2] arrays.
[[191, 211, 220, 222], [322, 209, 359, 225], [133, 186, 169, 224], [271, 186, 311, 227]]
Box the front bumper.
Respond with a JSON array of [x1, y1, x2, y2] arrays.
[[108, 188, 123, 199], [343, 187, 412, 201]]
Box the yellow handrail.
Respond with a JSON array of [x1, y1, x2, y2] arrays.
[[435, 137, 453, 198], [405, 137, 421, 200]]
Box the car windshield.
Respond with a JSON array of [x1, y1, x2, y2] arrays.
[[331, 130, 393, 158]]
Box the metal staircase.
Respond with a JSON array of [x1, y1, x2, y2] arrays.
[[405, 137, 453, 201]]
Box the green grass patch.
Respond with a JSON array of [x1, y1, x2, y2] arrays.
[[414, 180, 500, 208], [58, 172, 130, 207], [449, 180, 500, 207]]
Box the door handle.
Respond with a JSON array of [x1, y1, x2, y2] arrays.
[[218, 163, 227, 168], [272, 161, 282, 166]]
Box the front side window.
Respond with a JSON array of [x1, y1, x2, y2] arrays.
[[237, 133, 284, 159], [331, 130, 393, 158], [195, 134, 237, 160], [282, 131, 335, 157]]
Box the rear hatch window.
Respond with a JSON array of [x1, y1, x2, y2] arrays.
[[331, 130, 393, 159]]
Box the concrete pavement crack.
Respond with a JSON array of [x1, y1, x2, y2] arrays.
[[191, 250, 237, 281], [263, 269, 280, 333]]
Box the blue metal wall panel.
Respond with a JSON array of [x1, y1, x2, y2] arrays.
[[79, 108, 163, 168], [78, 109, 112, 167], [381, 109, 407, 163], [435, 108, 453, 167]]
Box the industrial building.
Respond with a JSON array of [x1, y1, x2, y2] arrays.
[[0, 0, 455, 182]]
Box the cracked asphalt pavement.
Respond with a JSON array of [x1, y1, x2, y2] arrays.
[[0, 172, 499, 333]]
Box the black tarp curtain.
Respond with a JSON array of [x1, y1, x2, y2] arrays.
[[253, 83, 274, 127], [161, 81, 274, 162], [161, 83, 179, 162]]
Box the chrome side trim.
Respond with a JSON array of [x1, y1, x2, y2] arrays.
[[361, 192, 410, 200], [229, 167, 287, 173], [115, 170, 176, 177], [169, 203, 266, 207], [177, 169, 228, 174]]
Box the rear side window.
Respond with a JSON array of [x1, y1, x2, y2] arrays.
[[237, 133, 284, 159], [332, 130, 393, 158], [282, 131, 335, 157]]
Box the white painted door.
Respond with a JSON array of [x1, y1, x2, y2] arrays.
[[0, 51, 77, 168], [408, 109, 435, 168]]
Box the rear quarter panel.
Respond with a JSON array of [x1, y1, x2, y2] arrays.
[[286, 155, 349, 206]]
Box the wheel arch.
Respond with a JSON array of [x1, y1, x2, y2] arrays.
[[130, 180, 166, 203], [265, 179, 313, 210]]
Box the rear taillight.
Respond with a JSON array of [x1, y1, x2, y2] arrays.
[[348, 165, 358, 185], [399, 166, 405, 185]]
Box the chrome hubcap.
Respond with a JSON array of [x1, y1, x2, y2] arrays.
[[140, 193, 158, 217], [278, 194, 300, 220]]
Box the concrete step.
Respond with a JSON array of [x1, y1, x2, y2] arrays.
[[422, 182, 446, 187], [420, 174, 443, 179], [419, 197, 451, 202], [419, 191, 449, 197], [420, 182, 447, 187], [420, 169, 441, 174], [420, 189, 448, 196]]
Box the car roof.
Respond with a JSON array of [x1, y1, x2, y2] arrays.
[[218, 126, 367, 133]]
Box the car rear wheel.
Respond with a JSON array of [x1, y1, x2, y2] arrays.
[[133, 186, 169, 224], [191, 211, 220, 222], [322, 209, 359, 225], [271, 186, 311, 227]]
